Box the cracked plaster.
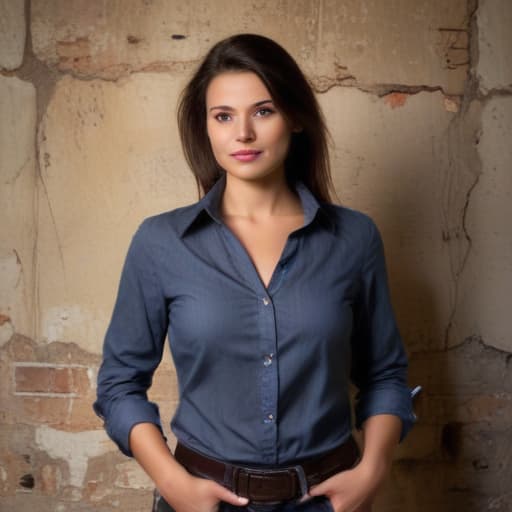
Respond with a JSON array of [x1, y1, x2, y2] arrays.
[[36, 73, 196, 352], [476, 0, 512, 93], [0, 0, 26, 70], [30, 0, 468, 94], [1, 1, 511, 510], [35, 426, 114, 489], [34, 72, 472, 354], [321, 87, 467, 351], [0, 76, 37, 339], [451, 96, 512, 352]]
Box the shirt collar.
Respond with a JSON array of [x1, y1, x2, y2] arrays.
[[178, 173, 330, 238]]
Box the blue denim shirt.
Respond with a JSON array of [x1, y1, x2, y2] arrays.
[[94, 174, 415, 463]]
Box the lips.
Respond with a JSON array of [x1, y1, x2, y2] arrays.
[[230, 149, 262, 162]]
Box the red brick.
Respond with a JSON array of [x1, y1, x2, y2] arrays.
[[41, 464, 60, 495], [52, 368, 72, 393], [384, 92, 409, 109], [70, 367, 90, 394], [14, 365, 90, 395], [15, 367, 52, 393], [19, 397, 72, 427]]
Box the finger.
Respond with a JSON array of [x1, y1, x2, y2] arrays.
[[298, 493, 312, 503], [308, 481, 329, 497], [210, 482, 249, 506]]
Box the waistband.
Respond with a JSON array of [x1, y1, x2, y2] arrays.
[[174, 437, 360, 505]]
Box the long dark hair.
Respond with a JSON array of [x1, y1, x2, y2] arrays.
[[177, 34, 334, 203]]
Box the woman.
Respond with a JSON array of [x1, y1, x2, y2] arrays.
[[94, 34, 415, 512]]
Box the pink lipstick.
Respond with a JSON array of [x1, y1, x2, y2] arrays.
[[230, 149, 262, 162]]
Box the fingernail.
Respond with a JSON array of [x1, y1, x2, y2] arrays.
[[238, 497, 249, 504]]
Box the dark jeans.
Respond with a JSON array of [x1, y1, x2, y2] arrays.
[[152, 490, 334, 512]]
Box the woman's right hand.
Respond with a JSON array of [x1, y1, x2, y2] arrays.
[[129, 423, 248, 512], [159, 472, 249, 512]]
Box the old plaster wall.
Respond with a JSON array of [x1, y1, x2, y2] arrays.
[[0, 0, 510, 511]]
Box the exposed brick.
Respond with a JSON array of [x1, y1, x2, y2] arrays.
[[56, 37, 92, 74], [14, 365, 89, 395], [52, 368, 71, 393], [15, 394, 100, 431], [15, 367, 52, 393], [114, 460, 153, 490], [0, 450, 32, 496], [67, 396, 105, 431], [40, 464, 61, 495], [384, 92, 409, 109], [70, 367, 91, 394], [18, 397, 66, 424], [6, 335, 37, 362]]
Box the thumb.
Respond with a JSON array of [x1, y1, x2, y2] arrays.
[[308, 481, 328, 498], [211, 481, 249, 507]]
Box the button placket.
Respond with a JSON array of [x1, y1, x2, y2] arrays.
[[258, 291, 278, 459]]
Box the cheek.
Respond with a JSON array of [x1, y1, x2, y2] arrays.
[[206, 126, 222, 156], [270, 125, 292, 155], [207, 123, 229, 151]]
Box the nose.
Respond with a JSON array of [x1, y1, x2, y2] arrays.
[[236, 116, 255, 142]]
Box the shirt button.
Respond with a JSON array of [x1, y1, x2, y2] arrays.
[[262, 297, 270, 306], [264, 413, 275, 423], [263, 354, 273, 367]]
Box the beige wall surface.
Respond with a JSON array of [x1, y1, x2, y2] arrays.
[[0, 0, 511, 511]]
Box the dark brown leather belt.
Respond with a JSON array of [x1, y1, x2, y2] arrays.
[[174, 436, 360, 504]]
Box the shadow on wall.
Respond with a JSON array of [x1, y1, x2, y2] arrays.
[[369, 166, 511, 511]]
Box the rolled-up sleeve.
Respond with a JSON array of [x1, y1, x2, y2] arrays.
[[350, 219, 416, 441], [93, 220, 168, 456]]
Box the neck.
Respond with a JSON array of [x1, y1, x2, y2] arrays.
[[221, 172, 302, 219]]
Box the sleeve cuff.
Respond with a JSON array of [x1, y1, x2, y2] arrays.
[[355, 385, 416, 442], [105, 398, 164, 457]]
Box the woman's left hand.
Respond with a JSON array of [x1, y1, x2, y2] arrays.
[[308, 461, 386, 512]]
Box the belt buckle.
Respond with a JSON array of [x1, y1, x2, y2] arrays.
[[233, 464, 309, 502], [289, 464, 309, 498]]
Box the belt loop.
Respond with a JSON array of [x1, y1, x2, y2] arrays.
[[233, 467, 250, 498], [231, 467, 240, 495], [224, 464, 234, 489], [291, 465, 309, 498]]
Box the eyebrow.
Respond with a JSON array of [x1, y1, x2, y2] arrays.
[[208, 99, 274, 112]]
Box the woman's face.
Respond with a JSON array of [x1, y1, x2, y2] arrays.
[[206, 71, 293, 184]]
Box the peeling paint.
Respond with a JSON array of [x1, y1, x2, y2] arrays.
[[0, 249, 22, 302], [41, 305, 104, 348], [0, 321, 15, 346], [35, 426, 114, 488], [56, 37, 91, 73], [444, 96, 461, 112], [384, 92, 409, 108], [29, 0, 469, 94], [114, 460, 153, 490], [0, 1, 510, 510]]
